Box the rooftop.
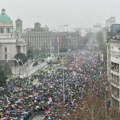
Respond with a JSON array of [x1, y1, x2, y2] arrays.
[[0, 8, 13, 25]]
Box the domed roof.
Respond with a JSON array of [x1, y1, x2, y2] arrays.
[[0, 8, 12, 25]]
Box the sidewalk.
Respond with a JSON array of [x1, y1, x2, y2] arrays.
[[23, 62, 47, 77], [11, 61, 47, 78]]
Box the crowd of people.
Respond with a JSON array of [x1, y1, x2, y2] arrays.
[[0, 41, 107, 120]]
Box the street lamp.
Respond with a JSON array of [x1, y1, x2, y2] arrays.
[[63, 67, 65, 103], [59, 67, 66, 103]]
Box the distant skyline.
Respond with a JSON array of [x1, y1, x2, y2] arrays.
[[1, 0, 120, 31]]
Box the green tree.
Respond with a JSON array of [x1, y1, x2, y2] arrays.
[[0, 67, 6, 87], [60, 48, 68, 52], [96, 31, 106, 51], [27, 49, 33, 59], [15, 53, 28, 65], [0, 61, 12, 79]]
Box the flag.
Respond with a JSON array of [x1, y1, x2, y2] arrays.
[[72, 71, 77, 76], [74, 63, 78, 68]]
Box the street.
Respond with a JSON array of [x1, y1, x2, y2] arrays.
[[0, 33, 110, 120]]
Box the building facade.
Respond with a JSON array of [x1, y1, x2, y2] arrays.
[[22, 22, 51, 57], [15, 18, 23, 33], [22, 23, 81, 57], [0, 8, 26, 61], [51, 31, 81, 54], [105, 17, 116, 31], [110, 24, 120, 36], [107, 34, 120, 111]]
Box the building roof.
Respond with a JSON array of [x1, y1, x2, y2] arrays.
[[0, 39, 16, 43], [0, 8, 13, 25]]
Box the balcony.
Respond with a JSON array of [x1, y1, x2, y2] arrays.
[[111, 62, 119, 75], [111, 56, 120, 63], [112, 94, 120, 101], [111, 70, 119, 76], [111, 81, 120, 89]]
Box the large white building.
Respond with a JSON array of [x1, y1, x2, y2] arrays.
[[22, 22, 81, 57], [0, 8, 26, 61], [107, 34, 120, 111], [22, 22, 51, 57]]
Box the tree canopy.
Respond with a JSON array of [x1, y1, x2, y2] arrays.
[[14, 53, 28, 65], [0, 61, 12, 79], [0, 67, 6, 87]]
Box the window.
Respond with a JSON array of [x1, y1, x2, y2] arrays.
[[7, 28, 10, 33], [5, 54, 7, 59], [111, 62, 119, 72], [5, 47, 7, 52]]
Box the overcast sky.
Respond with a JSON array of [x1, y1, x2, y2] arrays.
[[1, 0, 120, 31]]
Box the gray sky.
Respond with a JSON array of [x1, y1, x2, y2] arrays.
[[1, 0, 120, 30]]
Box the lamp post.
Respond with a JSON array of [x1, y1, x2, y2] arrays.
[[58, 67, 66, 103], [63, 67, 65, 103], [39, 48, 41, 58], [59, 67, 66, 103], [57, 36, 60, 58], [105, 86, 109, 120]]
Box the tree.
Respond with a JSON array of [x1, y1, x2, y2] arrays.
[[0, 67, 6, 87], [60, 48, 68, 52], [80, 32, 94, 49], [27, 48, 33, 59], [96, 31, 106, 51], [0, 61, 12, 79], [15, 53, 28, 65], [62, 91, 120, 120], [96, 31, 107, 62]]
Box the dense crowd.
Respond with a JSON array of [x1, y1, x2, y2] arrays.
[[0, 43, 107, 120]]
